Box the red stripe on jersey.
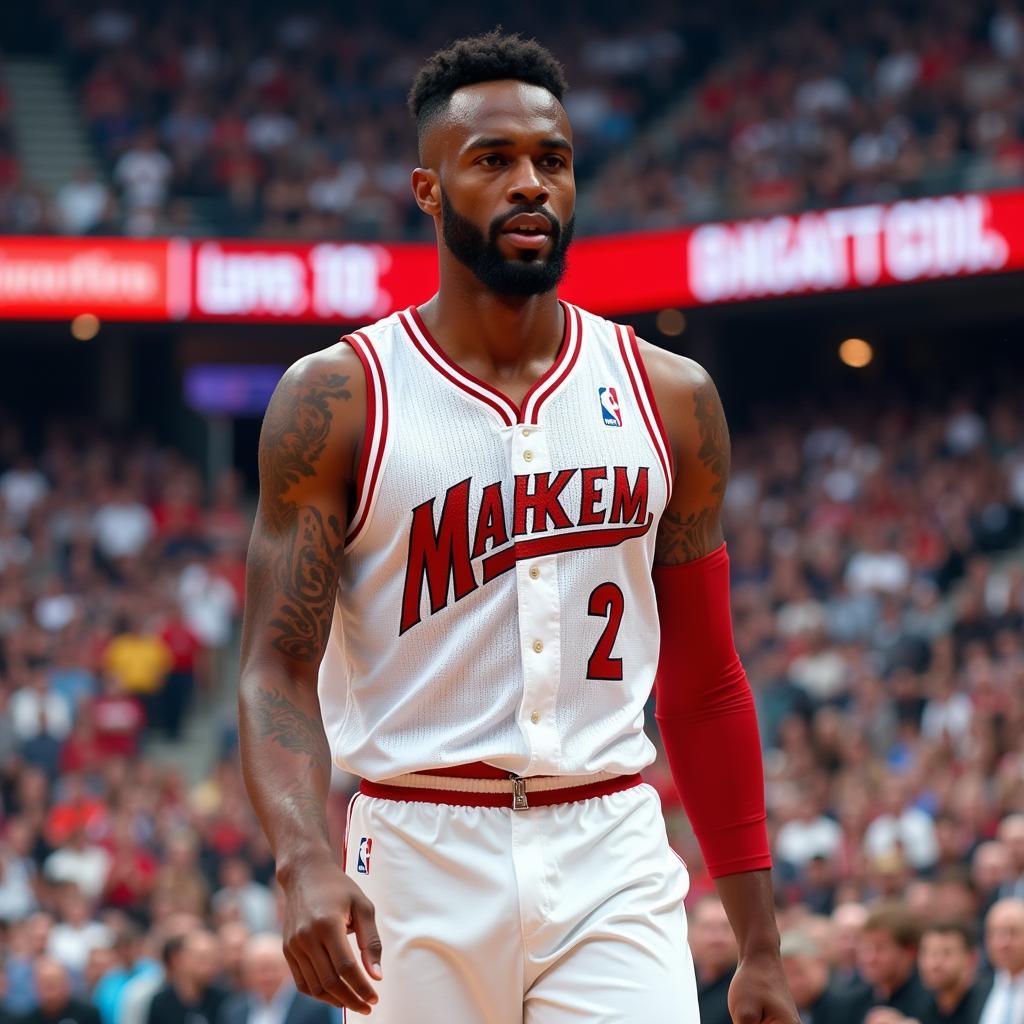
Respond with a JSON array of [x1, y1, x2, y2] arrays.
[[626, 325, 674, 482], [345, 332, 388, 544], [400, 303, 580, 426], [360, 773, 643, 808], [615, 324, 673, 494], [522, 302, 583, 424], [480, 516, 654, 583], [401, 307, 518, 426]]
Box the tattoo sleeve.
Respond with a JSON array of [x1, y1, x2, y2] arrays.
[[655, 375, 729, 566], [238, 365, 354, 872]]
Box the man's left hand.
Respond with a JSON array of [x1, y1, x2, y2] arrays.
[[727, 951, 801, 1024]]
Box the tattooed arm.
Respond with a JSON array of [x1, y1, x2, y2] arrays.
[[641, 341, 798, 1024], [637, 341, 729, 565], [238, 345, 382, 1015]]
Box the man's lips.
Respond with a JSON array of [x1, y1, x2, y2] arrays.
[[500, 212, 554, 250], [501, 231, 550, 250]]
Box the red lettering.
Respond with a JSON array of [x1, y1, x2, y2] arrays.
[[471, 481, 509, 558], [609, 466, 649, 525], [400, 478, 477, 634], [513, 470, 576, 536], [578, 467, 607, 526]]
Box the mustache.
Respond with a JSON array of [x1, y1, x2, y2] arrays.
[[491, 205, 559, 237]]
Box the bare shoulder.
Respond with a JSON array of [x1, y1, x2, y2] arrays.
[[634, 335, 711, 398], [632, 336, 726, 473], [258, 339, 368, 493]]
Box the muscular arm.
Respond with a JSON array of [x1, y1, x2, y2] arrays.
[[641, 341, 796, 1023], [238, 345, 381, 1012]]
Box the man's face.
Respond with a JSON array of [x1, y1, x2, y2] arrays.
[[919, 932, 974, 993], [689, 900, 738, 976], [35, 962, 69, 1012], [418, 79, 576, 297], [987, 904, 1024, 975], [185, 931, 222, 989], [999, 820, 1024, 872], [782, 953, 829, 1009], [857, 928, 916, 991]]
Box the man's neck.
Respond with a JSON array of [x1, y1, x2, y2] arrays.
[[874, 971, 912, 1001], [935, 980, 970, 1013], [420, 280, 564, 377], [172, 977, 200, 1005]]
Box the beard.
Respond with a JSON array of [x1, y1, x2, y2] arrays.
[[440, 187, 575, 297]]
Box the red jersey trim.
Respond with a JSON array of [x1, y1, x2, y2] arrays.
[[399, 302, 579, 427], [522, 302, 583, 424], [360, 773, 642, 808], [344, 331, 388, 545], [615, 324, 673, 496]]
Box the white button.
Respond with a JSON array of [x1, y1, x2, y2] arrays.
[[530, 710, 540, 725], [532, 640, 544, 654], [522, 428, 531, 437], [523, 450, 534, 462], [528, 566, 540, 580]]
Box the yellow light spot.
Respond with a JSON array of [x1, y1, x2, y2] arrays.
[[656, 308, 687, 337], [71, 313, 100, 341], [839, 338, 873, 368]]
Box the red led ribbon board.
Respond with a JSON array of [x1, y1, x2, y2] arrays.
[[1, 190, 1023, 322]]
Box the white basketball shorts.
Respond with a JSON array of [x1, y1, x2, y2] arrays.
[[342, 780, 699, 1023]]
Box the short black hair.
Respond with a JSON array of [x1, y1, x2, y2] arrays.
[[408, 30, 568, 141], [923, 919, 978, 951]]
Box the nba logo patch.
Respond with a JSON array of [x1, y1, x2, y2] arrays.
[[598, 387, 622, 427], [356, 837, 372, 874]]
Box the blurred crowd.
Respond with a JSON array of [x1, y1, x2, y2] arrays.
[[590, 0, 1024, 231], [0, 378, 1022, 1022], [654, 383, 1024, 1024], [0, 0, 700, 239], [3, 0, 1024, 239]]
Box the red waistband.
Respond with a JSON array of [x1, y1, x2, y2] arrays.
[[359, 772, 643, 809]]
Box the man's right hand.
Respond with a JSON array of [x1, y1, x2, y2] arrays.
[[279, 851, 383, 1015]]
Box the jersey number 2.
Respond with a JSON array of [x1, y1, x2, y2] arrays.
[[587, 583, 624, 681]]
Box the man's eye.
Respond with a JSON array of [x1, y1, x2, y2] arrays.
[[480, 154, 506, 166], [543, 156, 566, 169]]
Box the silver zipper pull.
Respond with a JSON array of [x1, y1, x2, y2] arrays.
[[510, 775, 528, 810]]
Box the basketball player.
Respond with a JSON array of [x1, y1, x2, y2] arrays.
[[239, 31, 798, 1024]]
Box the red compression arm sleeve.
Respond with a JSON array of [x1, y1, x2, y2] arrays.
[[652, 543, 771, 878]]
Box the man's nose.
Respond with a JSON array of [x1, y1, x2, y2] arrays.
[[507, 157, 549, 206]]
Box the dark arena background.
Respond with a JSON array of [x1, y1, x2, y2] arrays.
[[1, 1, 1024, 1022]]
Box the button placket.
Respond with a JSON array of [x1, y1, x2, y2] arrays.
[[511, 424, 562, 767]]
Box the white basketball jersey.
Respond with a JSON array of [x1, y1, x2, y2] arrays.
[[317, 301, 674, 781]]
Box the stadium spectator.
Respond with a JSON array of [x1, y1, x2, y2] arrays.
[[54, 169, 111, 235], [0, 818, 40, 923], [996, 817, 1024, 900], [780, 929, 863, 1024], [918, 920, 987, 1024], [147, 930, 227, 1024], [210, 860, 275, 935], [855, 902, 932, 1021], [42, 827, 111, 905], [863, 778, 939, 873], [22, 956, 100, 1024], [45, 884, 112, 978], [688, 895, 738, 1024], [978, 899, 1024, 1024], [217, 932, 332, 1024]]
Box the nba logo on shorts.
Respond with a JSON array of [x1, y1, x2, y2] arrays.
[[598, 387, 622, 427], [356, 837, 372, 874]]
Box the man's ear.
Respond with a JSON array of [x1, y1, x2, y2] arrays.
[[411, 168, 441, 217]]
